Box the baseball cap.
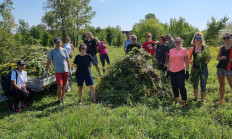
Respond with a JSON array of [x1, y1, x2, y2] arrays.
[[17, 60, 25, 65], [54, 38, 61, 43]]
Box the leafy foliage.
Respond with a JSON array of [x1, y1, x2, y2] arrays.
[[96, 48, 172, 105]]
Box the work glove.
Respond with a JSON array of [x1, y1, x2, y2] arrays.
[[185, 71, 189, 80], [43, 71, 48, 77]]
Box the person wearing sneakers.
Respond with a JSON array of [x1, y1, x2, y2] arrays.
[[74, 44, 96, 103], [43, 38, 71, 105], [188, 32, 210, 102], [63, 36, 75, 58], [11, 60, 30, 112], [216, 33, 232, 104], [167, 37, 189, 107], [142, 33, 156, 55], [84, 32, 101, 77], [95, 37, 111, 73]]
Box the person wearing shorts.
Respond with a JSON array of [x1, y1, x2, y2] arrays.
[[44, 38, 71, 104], [188, 32, 210, 102], [84, 32, 101, 76], [216, 33, 232, 104], [74, 44, 96, 103], [95, 37, 110, 73]]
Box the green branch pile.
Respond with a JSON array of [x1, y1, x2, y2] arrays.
[[96, 48, 172, 105]]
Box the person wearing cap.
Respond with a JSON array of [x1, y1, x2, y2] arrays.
[[124, 32, 132, 54], [43, 38, 71, 104], [142, 33, 156, 55], [126, 35, 141, 54], [84, 32, 101, 77], [166, 34, 175, 50], [11, 60, 30, 112]]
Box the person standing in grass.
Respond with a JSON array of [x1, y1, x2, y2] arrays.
[[63, 36, 75, 58], [84, 32, 101, 77], [43, 38, 71, 105], [126, 35, 141, 54], [155, 35, 169, 72], [11, 60, 30, 112], [188, 32, 210, 102], [74, 44, 96, 103], [166, 34, 175, 50], [142, 33, 156, 55], [216, 33, 232, 104], [124, 32, 132, 54], [95, 37, 111, 73], [167, 37, 189, 107]]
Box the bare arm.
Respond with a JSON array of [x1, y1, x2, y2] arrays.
[[45, 59, 51, 71], [12, 80, 23, 91], [67, 59, 71, 70], [184, 55, 189, 71], [217, 46, 227, 61], [188, 47, 194, 66], [71, 45, 75, 54]]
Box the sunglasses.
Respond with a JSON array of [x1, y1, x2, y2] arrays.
[[223, 37, 231, 40], [146, 36, 151, 37], [131, 38, 136, 40], [175, 41, 181, 43], [81, 47, 87, 50], [195, 36, 202, 40]]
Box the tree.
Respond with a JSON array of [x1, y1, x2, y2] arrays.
[[43, 0, 95, 45], [145, 13, 156, 20], [106, 26, 116, 46], [17, 19, 30, 44]]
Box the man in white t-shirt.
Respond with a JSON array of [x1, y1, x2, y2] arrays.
[[11, 60, 30, 112]]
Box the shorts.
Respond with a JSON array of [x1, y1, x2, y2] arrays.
[[75, 74, 94, 87], [55, 72, 69, 86], [217, 68, 232, 77], [91, 55, 98, 66]]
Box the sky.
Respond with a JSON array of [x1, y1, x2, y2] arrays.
[[10, 0, 232, 31]]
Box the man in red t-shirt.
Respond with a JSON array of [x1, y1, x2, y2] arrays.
[[142, 33, 156, 55]]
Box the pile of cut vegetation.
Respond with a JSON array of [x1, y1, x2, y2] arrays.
[[96, 48, 172, 105]]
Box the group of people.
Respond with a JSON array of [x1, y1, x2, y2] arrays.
[[9, 32, 110, 112], [124, 32, 232, 106], [7, 30, 232, 112]]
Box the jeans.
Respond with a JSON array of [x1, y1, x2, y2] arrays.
[[100, 54, 110, 72], [193, 66, 208, 92]]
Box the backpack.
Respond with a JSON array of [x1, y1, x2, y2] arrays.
[[1, 69, 18, 96]]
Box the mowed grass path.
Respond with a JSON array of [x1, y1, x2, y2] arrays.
[[1, 46, 232, 138]]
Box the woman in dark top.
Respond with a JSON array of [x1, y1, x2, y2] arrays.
[[155, 35, 169, 72], [216, 33, 232, 104], [188, 32, 210, 102], [74, 44, 96, 103]]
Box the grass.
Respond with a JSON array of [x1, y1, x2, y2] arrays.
[[1, 46, 232, 138]]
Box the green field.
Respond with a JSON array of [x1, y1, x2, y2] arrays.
[[1, 46, 232, 138]]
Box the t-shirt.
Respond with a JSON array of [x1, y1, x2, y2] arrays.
[[47, 48, 69, 73], [167, 40, 175, 51], [124, 39, 132, 49], [84, 39, 97, 55], [169, 48, 188, 72], [11, 70, 27, 88], [74, 54, 93, 74], [126, 43, 142, 52], [155, 44, 169, 63], [64, 43, 72, 55], [98, 41, 108, 55], [142, 41, 156, 55]]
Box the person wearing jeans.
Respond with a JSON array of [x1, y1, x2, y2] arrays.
[[167, 37, 189, 107], [44, 38, 71, 104]]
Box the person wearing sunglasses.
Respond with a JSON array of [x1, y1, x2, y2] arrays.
[[84, 32, 101, 77], [126, 35, 141, 54], [188, 32, 210, 102], [155, 35, 169, 72], [44, 38, 71, 105], [11, 60, 30, 112], [124, 32, 132, 54], [167, 37, 189, 107], [216, 33, 232, 104], [166, 34, 175, 50], [142, 33, 156, 55], [73, 44, 96, 103]]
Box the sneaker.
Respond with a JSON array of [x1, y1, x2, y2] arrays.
[[216, 100, 224, 105], [182, 102, 188, 107], [193, 98, 197, 102], [57, 100, 62, 105], [12, 104, 20, 112], [21, 103, 29, 110], [61, 99, 65, 104]]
